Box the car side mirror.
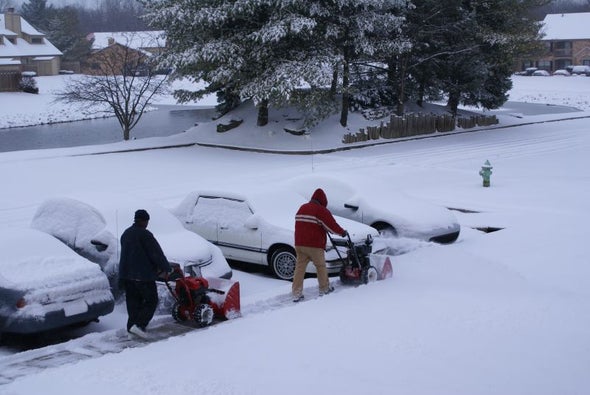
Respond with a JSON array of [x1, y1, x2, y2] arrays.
[[90, 239, 108, 252], [344, 203, 359, 211], [244, 214, 259, 230]]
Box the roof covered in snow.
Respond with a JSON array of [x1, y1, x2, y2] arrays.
[[541, 12, 590, 40], [0, 14, 62, 58], [87, 31, 166, 51]]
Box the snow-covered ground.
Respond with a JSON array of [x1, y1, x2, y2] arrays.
[[0, 75, 589, 395]]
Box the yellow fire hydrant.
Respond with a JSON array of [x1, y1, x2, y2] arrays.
[[479, 160, 493, 187]]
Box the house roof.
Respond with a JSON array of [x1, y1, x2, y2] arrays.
[[0, 14, 62, 58], [541, 12, 590, 40], [87, 31, 166, 51]]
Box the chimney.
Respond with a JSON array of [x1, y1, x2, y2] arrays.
[[4, 8, 22, 35]]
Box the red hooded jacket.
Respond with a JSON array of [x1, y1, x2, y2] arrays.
[[294, 188, 345, 249]]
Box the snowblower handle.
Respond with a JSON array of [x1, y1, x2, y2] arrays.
[[208, 288, 225, 295]]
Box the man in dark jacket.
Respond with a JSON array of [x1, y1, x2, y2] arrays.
[[292, 188, 347, 302], [119, 209, 171, 339]]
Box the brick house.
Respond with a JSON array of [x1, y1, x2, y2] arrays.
[[81, 31, 166, 75], [522, 12, 590, 72], [0, 8, 62, 77]]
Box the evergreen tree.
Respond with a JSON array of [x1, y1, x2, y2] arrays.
[[20, 0, 53, 32], [45, 6, 90, 61]]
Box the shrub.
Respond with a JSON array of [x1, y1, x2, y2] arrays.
[[19, 74, 39, 94]]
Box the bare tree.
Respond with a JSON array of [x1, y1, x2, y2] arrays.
[[55, 39, 168, 141]]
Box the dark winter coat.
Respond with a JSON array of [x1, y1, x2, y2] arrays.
[[295, 188, 345, 249], [119, 223, 171, 282]]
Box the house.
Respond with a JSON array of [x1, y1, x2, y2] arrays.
[[81, 31, 166, 75], [0, 8, 62, 77], [522, 12, 590, 72]]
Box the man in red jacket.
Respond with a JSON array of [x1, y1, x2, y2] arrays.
[[292, 188, 347, 302]]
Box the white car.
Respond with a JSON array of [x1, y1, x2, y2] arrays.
[[532, 70, 550, 76], [283, 174, 460, 244], [31, 193, 233, 294], [170, 188, 380, 280], [552, 69, 571, 76], [0, 228, 114, 335]]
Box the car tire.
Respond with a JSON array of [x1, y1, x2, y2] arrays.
[[269, 247, 297, 281], [372, 222, 397, 238]]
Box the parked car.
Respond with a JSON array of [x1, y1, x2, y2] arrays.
[[31, 193, 233, 294], [552, 69, 571, 76], [524, 67, 538, 76], [283, 174, 461, 244], [571, 65, 590, 75], [170, 188, 380, 280], [532, 70, 550, 76], [0, 228, 114, 335]]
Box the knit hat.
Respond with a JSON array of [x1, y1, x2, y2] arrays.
[[134, 209, 150, 221]]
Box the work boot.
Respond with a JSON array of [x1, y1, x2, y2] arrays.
[[292, 294, 304, 303], [319, 285, 335, 296], [128, 324, 150, 340]]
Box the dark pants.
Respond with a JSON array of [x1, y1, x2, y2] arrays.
[[124, 280, 158, 331]]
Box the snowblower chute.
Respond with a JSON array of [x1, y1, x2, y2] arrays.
[[330, 233, 393, 285]]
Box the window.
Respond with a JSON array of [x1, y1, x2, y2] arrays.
[[31, 37, 43, 44], [538, 60, 552, 70], [552, 41, 572, 57]]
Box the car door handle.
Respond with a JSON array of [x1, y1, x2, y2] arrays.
[[220, 226, 228, 230]]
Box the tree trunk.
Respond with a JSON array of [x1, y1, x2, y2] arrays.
[[447, 91, 460, 117], [395, 56, 408, 116], [330, 67, 338, 97], [123, 126, 130, 141], [257, 99, 269, 126], [340, 61, 349, 127]]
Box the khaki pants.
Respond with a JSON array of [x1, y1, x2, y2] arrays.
[[292, 246, 330, 297]]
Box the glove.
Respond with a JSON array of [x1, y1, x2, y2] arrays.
[[341, 230, 348, 237]]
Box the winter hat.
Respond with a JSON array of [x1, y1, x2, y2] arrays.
[[134, 209, 150, 222]]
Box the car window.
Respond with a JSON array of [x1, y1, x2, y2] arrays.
[[194, 196, 253, 229]]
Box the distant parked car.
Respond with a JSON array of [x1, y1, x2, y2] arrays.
[[571, 65, 590, 75], [522, 67, 538, 76], [552, 69, 571, 76], [532, 70, 551, 76], [171, 188, 380, 280], [31, 193, 233, 294], [283, 174, 461, 244], [0, 228, 114, 335]]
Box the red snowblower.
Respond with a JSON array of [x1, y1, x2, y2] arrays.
[[162, 265, 241, 327], [329, 233, 393, 285]]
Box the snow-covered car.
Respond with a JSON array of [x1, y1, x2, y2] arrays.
[[532, 70, 551, 76], [170, 189, 380, 280], [552, 69, 571, 76], [570, 65, 590, 75], [0, 228, 114, 335], [284, 174, 460, 244], [31, 193, 233, 293]]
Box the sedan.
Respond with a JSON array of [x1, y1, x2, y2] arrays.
[[170, 188, 380, 280], [0, 228, 114, 335], [31, 193, 233, 295], [284, 174, 460, 243]]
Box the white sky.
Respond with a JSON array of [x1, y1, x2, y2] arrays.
[[0, 75, 589, 394]]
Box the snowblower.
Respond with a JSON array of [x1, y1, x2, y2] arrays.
[[162, 264, 241, 327], [329, 233, 393, 285]]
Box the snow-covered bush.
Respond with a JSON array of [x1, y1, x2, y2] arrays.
[[19, 73, 39, 94]]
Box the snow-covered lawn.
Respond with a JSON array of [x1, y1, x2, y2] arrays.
[[0, 74, 589, 395]]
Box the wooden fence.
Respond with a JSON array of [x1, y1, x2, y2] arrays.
[[0, 71, 21, 92], [343, 113, 498, 144]]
